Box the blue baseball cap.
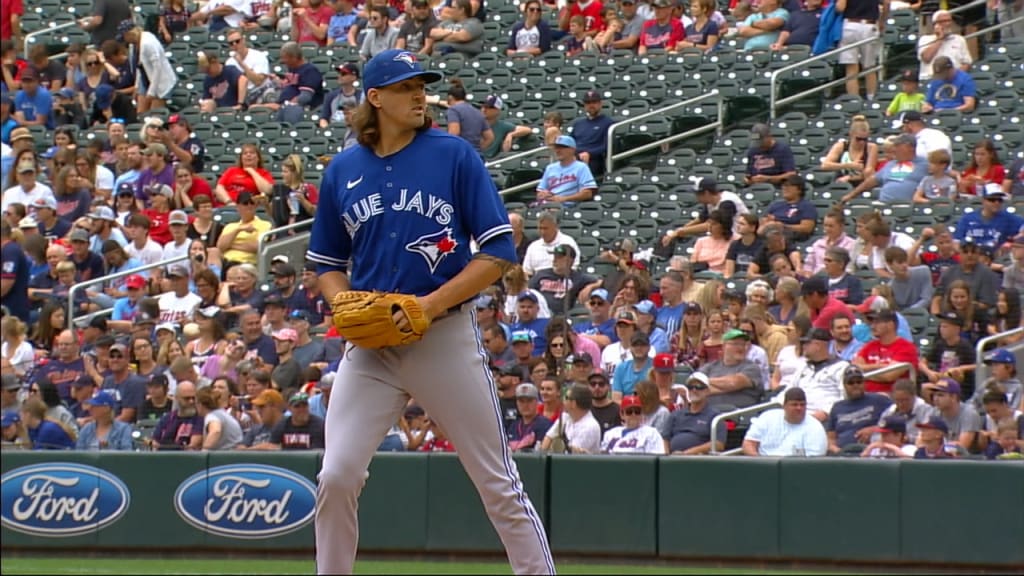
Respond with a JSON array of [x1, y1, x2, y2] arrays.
[[917, 415, 949, 434], [634, 299, 656, 315], [86, 390, 117, 408], [589, 288, 609, 302], [1, 412, 20, 428], [554, 135, 577, 148], [361, 49, 443, 96], [985, 348, 1016, 365]]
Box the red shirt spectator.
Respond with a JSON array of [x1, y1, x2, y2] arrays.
[[853, 311, 918, 394], [216, 166, 274, 203], [639, 16, 685, 51], [568, 0, 604, 32], [143, 209, 172, 245], [2, 0, 23, 40], [293, 1, 335, 46], [810, 295, 854, 331]]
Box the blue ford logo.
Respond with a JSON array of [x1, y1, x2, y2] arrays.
[[1, 463, 131, 537], [174, 464, 316, 539]]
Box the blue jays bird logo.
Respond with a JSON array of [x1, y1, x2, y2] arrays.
[[406, 227, 458, 273], [394, 52, 418, 68]]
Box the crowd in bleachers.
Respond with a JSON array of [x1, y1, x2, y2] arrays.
[[1, 0, 1024, 458]]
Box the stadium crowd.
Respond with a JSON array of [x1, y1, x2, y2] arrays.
[[1, 0, 1023, 459]]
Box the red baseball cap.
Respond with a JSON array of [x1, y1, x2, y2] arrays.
[[124, 275, 146, 289], [653, 353, 676, 372], [620, 395, 642, 410]]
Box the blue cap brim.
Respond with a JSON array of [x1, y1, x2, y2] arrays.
[[366, 70, 443, 93]]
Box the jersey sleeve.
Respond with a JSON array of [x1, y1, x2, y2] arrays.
[[453, 142, 515, 261], [306, 160, 352, 273]]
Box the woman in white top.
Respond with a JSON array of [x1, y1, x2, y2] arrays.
[[770, 315, 811, 392], [601, 395, 666, 455], [1, 316, 35, 378], [121, 22, 178, 113]]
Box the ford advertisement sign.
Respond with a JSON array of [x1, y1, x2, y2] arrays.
[[1, 463, 131, 537], [174, 464, 316, 539]]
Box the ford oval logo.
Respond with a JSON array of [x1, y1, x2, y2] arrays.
[[1, 463, 131, 537], [174, 464, 316, 539]]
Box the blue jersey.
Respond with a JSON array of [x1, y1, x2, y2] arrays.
[[307, 129, 516, 296], [538, 160, 596, 206]]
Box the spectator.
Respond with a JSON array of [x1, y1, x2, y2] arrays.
[[224, 264, 268, 317], [921, 56, 976, 113], [150, 380, 203, 450], [101, 342, 147, 423], [308, 372, 333, 421], [907, 224, 957, 285], [255, 43, 324, 124], [611, 332, 654, 401], [534, 135, 596, 206], [919, 311, 975, 390], [600, 395, 665, 454], [215, 145, 274, 205], [188, 0, 248, 31], [737, 0, 787, 50], [122, 213, 163, 267], [777, 327, 845, 420], [852, 309, 917, 394], [12, 68, 52, 129], [1004, 155, 1024, 196], [78, 0, 132, 46], [265, 392, 324, 449], [327, 0, 361, 46], [745, 223, 801, 279], [762, 174, 817, 242], [75, 390, 134, 450], [742, 387, 827, 456], [558, 0, 605, 37], [269, 154, 319, 227], [572, 288, 615, 348], [509, 292, 549, 356], [744, 123, 796, 187], [916, 10, 971, 82], [541, 383, 601, 453], [522, 212, 581, 276], [800, 275, 853, 332], [983, 418, 1023, 460], [840, 134, 927, 204], [638, 0, 685, 54], [196, 385, 243, 450], [913, 415, 956, 458], [663, 177, 750, 245], [542, 111, 564, 147], [293, 0, 334, 45], [431, 0, 484, 56], [924, 377, 981, 451], [723, 214, 762, 278], [836, 0, 882, 99], [507, 0, 552, 55], [661, 373, 723, 454], [359, 6, 399, 59], [529, 244, 596, 316], [507, 383, 553, 452], [678, 0, 720, 51], [885, 247, 932, 310], [956, 191, 1024, 252], [931, 238, 999, 311], [3, 0, 23, 42], [224, 30, 273, 106], [958, 140, 1007, 198], [911, 149, 957, 203], [825, 365, 892, 453], [770, 0, 820, 49], [157, 0, 190, 44], [885, 69, 925, 117], [481, 95, 532, 159], [859, 413, 916, 458], [821, 115, 879, 187], [570, 90, 613, 177], [319, 64, 363, 129], [117, 19, 177, 113], [444, 79, 492, 153], [699, 328, 763, 409], [159, 115, 205, 174], [802, 211, 855, 276], [899, 111, 952, 162]]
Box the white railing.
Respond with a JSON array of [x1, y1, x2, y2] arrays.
[[66, 255, 189, 328], [605, 90, 722, 174], [256, 221, 313, 279], [769, 36, 885, 120], [973, 327, 1024, 384], [23, 21, 79, 61]]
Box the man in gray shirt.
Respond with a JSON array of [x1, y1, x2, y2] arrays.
[[923, 378, 982, 453], [615, 0, 645, 50], [930, 238, 999, 313], [429, 0, 484, 56], [359, 6, 399, 60], [699, 329, 763, 410], [885, 247, 933, 310]]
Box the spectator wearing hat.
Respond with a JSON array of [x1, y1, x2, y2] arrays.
[[699, 328, 763, 410], [633, 299, 669, 354], [852, 307, 918, 394], [584, 370, 620, 436], [663, 373, 727, 455], [570, 90, 613, 177], [873, 378, 929, 445], [801, 278, 852, 334], [51, 87, 86, 129], [952, 189, 1022, 251], [162, 210, 192, 264], [637, 0, 685, 54], [919, 309, 975, 387], [159, 114, 205, 174], [116, 19, 177, 113], [977, 391, 1024, 455], [885, 69, 926, 118], [2, 156, 55, 213], [742, 387, 827, 456], [217, 191, 273, 267], [898, 111, 952, 162], [825, 365, 893, 453], [913, 415, 956, 458], [506, 0, 552, 56], [744, 123, 796, 187], [529, 243, 598, 316], [840, 133, 928, 204], [930, 238, 999, 313], [135, 142, 175, 210], [270, 328, 304, 394], [541, 383, 601, 453], [483, 324, 516, 368], [601, 310, 646, 373], [761, 174, 817, 242], [319, 63, 363, 130], [29, 196, 70, 240], [158, 265, 201, 324], [100, 343, 148, 423], [262, 293, 290, 338], [859, 413, 916, 458], [574, 288, 616, 348], [563, 352, 595, 386], [532, 133, 598, 204], [921, 55, 976, 113], [12, 67, 53, 129], [664, 178, 751, 246], [746, 223, 802, 279], [611, 332, 654, 401], [600, 395, 666, 454], [522, 212, 582, 276], [509, 292, 550, 357], [1, 373, 22, 414], [397, 0, 438, 54], [557, 0, 605, 37], [481, 95, 533, 159], [778, 327, 848, 421], [916, 11, 971, 83], [291, 261, 329, 328], [972, 349, 1023, 414], [507, 383, 553, 452]]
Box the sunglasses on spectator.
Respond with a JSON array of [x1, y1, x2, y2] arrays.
[[110, 118, 125, 125], [623, 407, 642, 415], [527, 6, 540, 11], [87, 60, 101, 66], [550, 342, 565, 348], [109, 352, 124, 358], [228, 38, 243, 45], [588, 380, 607, 387]]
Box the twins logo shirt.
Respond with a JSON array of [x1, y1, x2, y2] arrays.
[[307, 129, 516, 296]]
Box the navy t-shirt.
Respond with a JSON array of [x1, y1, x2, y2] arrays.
[[746, 141, 796, 178], [246, 333, 279, 366], [73, 251, 107, 283], [1, 240, 31, 323], [726, 237, 764, 273], [38, 218, 72, 241], [826, 394, 893, 448], [783, 8, 823, 46], [277, 62, 324, 109], [203, 65, 243, 108], [182, 136, 206, 173], [101, 374, 148, 421], [766, 199, 817, 227]]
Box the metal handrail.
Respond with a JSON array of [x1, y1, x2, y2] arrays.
[[946, 0, 990, 17], [66, 255, 189, 328], [23, 21, 79, 61], [486, 145, 551, 169], [606, 90, 721, 174], [710, 400, 782, 455], [963, 14, 1024, 40], [863, 361, 916, 384], [256, 220, 313, 278], [974, 327, 1024, 384], [769, 35, 884, 119]]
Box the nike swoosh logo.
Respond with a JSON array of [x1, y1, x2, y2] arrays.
[[347, 176, 363, 189]]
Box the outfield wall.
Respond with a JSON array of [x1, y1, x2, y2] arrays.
[[2, 452, 1022, 568]]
